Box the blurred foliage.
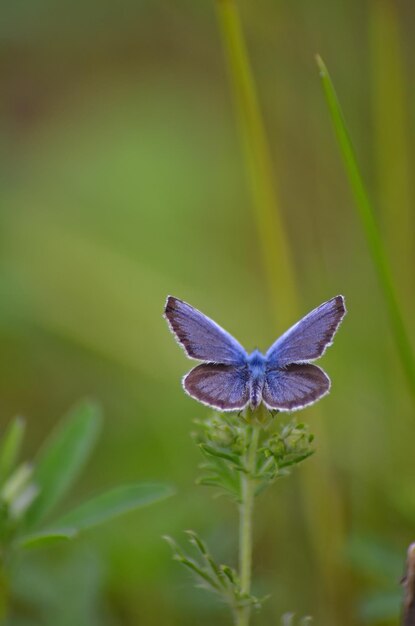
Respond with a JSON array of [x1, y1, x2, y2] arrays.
[[0, 403, 172, 624], [0, 0, 414, 624]]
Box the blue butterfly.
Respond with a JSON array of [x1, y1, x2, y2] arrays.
[[164, 295, 346, 412]]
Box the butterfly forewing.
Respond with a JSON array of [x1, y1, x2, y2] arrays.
[[263, 364, 330, 411], [183, 364, 250, 411], [265, 295, 346, 367], [164, 296, 247, 365]]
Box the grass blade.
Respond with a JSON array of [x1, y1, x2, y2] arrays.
[[25, 400, 102, 527], [316, 54, 415, 396], [216, 0, 298, 327], [52, 483, 174, 531]]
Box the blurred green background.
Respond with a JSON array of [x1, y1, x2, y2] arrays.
[[1, 0, 415, 624]]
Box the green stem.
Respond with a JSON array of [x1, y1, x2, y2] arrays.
[[235, 420, 259, 626]]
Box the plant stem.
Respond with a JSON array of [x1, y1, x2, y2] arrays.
[[235, 419, 259, 626]]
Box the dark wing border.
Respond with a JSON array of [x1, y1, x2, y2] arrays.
[[265, 295, 346, 366], [164, 295, 247, 364]]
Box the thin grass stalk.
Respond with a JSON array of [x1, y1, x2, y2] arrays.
[[215, 2, 348, 620], [369, 0, 412, 301], [316, 55, 415, 398], [215, 0, 298, 329]]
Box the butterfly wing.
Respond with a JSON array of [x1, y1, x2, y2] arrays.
[[262, 364, 330, 411], [183, 363, 250, 411], [266, 295, 346, 367], [164, 296, 247, 365]]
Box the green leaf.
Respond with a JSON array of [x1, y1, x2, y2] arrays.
[[16, 528, 78, 549], [316, 54, 415, 398], [25, 400, 102, 527], [1, 463, 33, 503], [186, 530, 208, 556], [53, 483, 174, 531], [199, 444, 244, 468], [0, 417, 25, 485], [163, 535, 221, 592]]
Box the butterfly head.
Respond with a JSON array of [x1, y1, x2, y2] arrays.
[[247, 349, 266, 373]]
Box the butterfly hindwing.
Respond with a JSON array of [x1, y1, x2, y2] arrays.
[[263, 364, 330, 411], [183, 363, 250, 411], [265, 295, 346, 367], [164, 296, 247, 365]]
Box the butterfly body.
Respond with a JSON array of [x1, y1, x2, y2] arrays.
[[247, 350, 266, 409], [164, 295, 346, 412]]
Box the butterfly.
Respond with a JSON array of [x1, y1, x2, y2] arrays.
[[164, 295, 346, 412]]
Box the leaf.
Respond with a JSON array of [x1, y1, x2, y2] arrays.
[[17, 528, 78, 549], [25, 401, 102, 527], [316, 54, 415, 398], [1, 463, 33, 503], [0, 417, 25, 485], [52, 483, 174, 531], [199, 444, 244, 469], [10, 484, 39, 520], [163, 534, 221, 592]]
